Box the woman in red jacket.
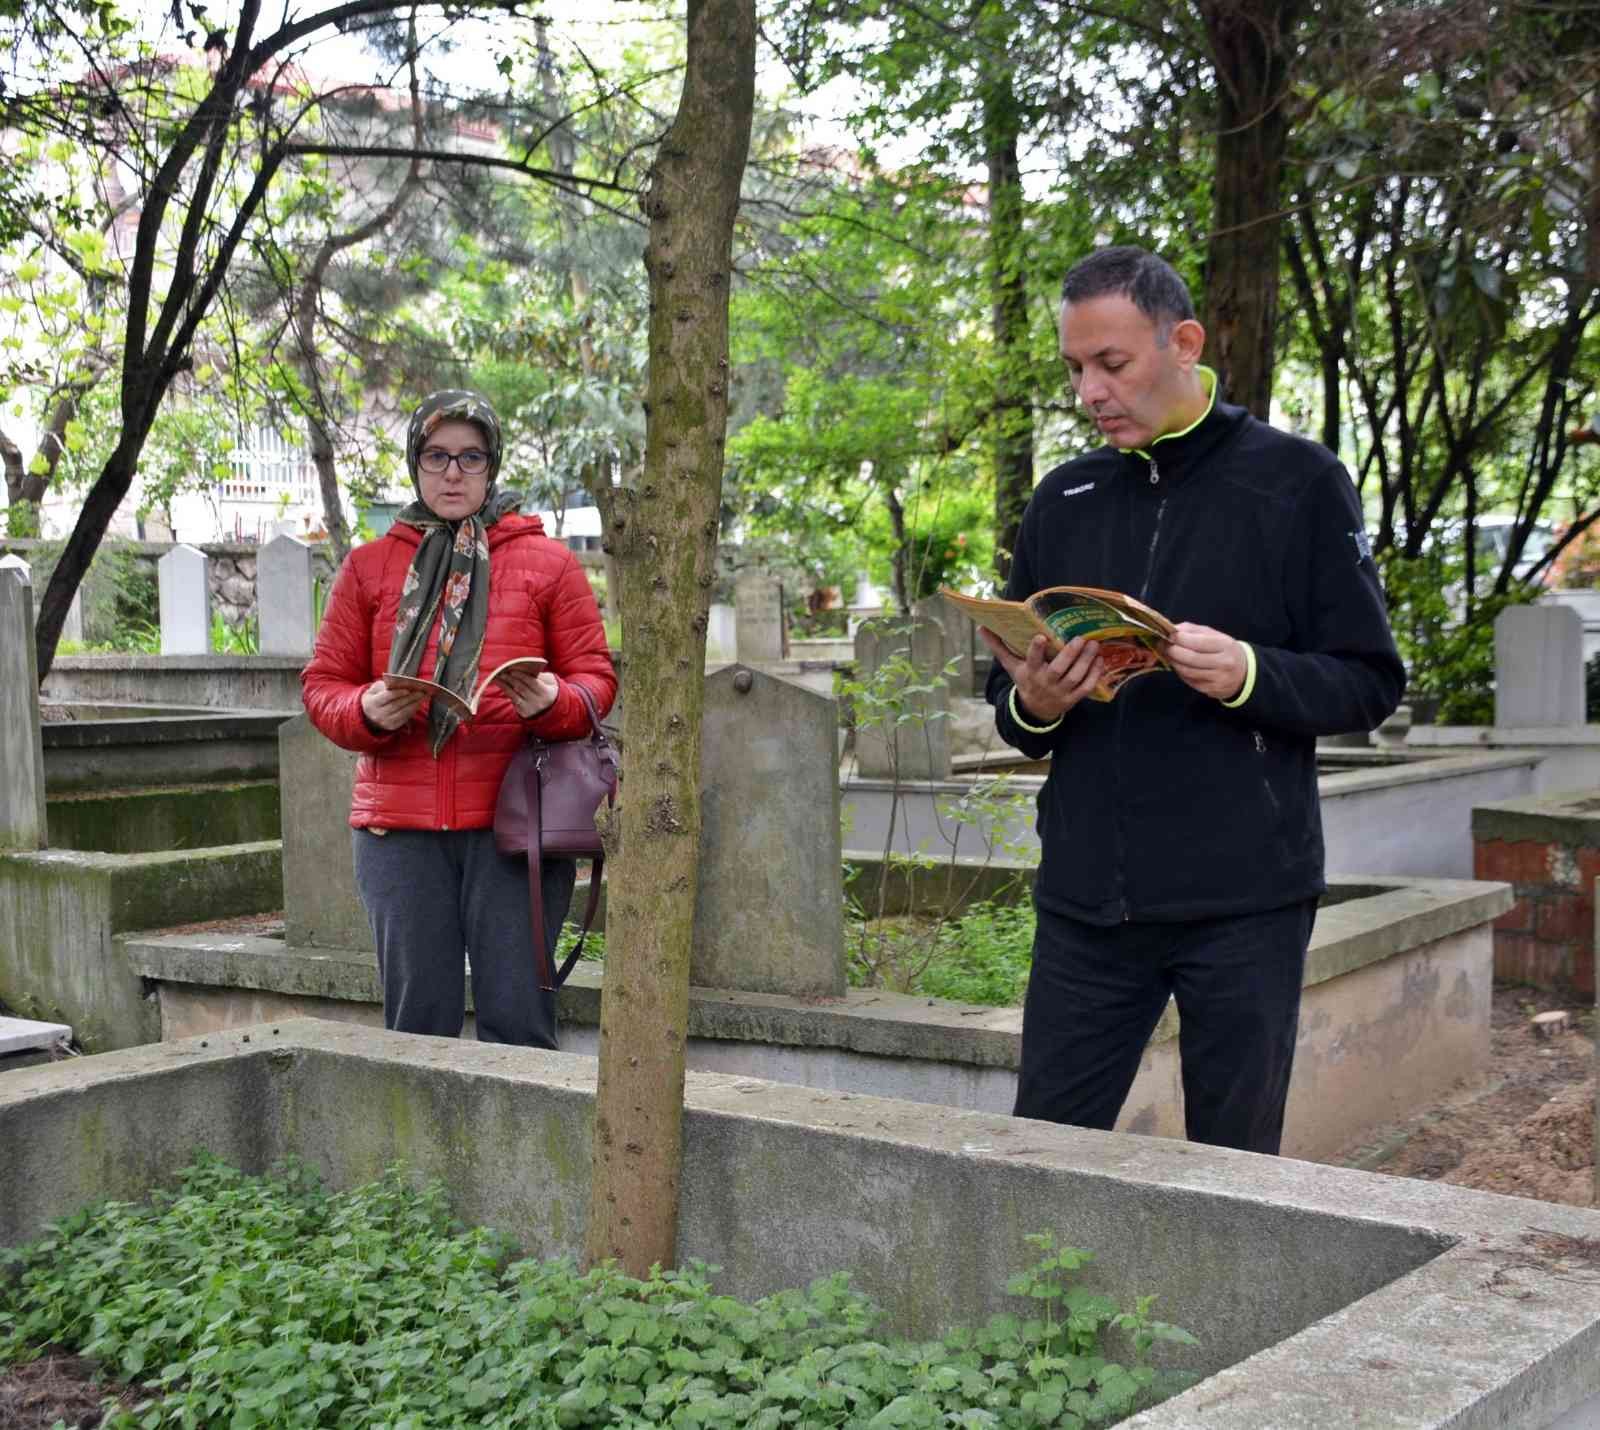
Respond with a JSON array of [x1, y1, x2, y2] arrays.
[[302, 390, 616, 1047]]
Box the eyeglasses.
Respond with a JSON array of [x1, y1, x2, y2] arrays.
[[418, 447, 491, 477]]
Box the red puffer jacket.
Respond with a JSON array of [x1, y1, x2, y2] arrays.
[[301, 513, 617, 831]]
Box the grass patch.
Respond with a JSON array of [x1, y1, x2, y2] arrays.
[[846, 901, 1034, 1007], [0, 1157, 1196, 1428], [560, 902, 1033, 1008]]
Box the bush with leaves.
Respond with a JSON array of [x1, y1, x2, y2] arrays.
[[1379, 552, 1533, 725], [0, 1158, 1199, 1428]]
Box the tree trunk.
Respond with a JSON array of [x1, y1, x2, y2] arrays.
[[983, 72, 1033, 587], [1198, 0, 1301, 416], [0, 430, 25, 510], [583, 0, 755, 1277], [35, 422, 151, 671]]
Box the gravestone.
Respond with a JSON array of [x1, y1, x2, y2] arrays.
[[734, 571, 785, 664], [0, 558, 47, 851], [279, 715, 371, 951], [852, 612, 951, 780], [158, 544, 211, 655], [1495, 604, 1584, 727], [846, 569, 885, 636], [705, 602, 737, 664], [914, 592, 976, 696], [692, 665, 844, 997], [59, 591, 83, 645], [257, 535, 316, 656]]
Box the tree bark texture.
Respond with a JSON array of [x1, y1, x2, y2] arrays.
[[983, 74, 1033, 586], [582, 0, 755, 1277], [1198, 0, 1302, 416]]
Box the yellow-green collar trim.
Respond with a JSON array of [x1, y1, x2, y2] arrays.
[[1132, 366, 1218, 459]]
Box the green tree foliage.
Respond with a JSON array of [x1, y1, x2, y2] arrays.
[[730, 173, 999, 609], [1283, 0, 1600, 712]]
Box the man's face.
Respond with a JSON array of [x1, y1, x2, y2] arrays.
[[1058, 294, 1202, 450]]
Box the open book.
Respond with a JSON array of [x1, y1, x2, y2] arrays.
[[940, 585, 1175, 702], [382, 655, 548, 721]]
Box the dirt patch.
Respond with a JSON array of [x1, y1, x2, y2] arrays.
[[1331, 983, 1595, 1208], [159, 910, 286, 938], [0, 1352, 142, 1429]]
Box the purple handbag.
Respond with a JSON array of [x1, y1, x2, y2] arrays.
[[492, 683, 618, 990]]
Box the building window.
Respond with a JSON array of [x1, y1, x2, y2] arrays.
[[222, 425, 317, 505]]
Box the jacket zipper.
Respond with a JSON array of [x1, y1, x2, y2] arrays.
[[1139, 495, 1168, 603], [1114, 691, 1130, 921], [1118, 453, 1167, 919]]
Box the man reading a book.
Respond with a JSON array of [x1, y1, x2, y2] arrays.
[[982, 246, 1404, 1155]]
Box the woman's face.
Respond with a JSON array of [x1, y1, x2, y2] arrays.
[[416, 419, 492, 521]]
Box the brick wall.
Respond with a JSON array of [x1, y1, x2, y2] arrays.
[[1472, 795, 1600, 995]]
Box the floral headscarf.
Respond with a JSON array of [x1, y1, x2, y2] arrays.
[[387, 390, 521, 756]]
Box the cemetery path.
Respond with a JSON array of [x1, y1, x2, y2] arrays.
[[1329, 982, 1596, 1207]]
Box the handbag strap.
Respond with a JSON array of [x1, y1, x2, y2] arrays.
[[526, 753, 555, 991], [550, 858, 604, 988]]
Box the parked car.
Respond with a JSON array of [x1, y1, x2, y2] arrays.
[[1472, 515, 1557, 588]]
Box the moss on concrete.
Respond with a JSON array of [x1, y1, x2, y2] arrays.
[[110, 843, 282, 932], [47, 782, 282, 853], [0, 844, 283, 1053]]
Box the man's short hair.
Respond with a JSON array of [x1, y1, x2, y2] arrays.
[[1059, 247, 1195, 337]]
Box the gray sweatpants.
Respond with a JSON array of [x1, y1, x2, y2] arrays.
[[352, 827, 576, 1047]]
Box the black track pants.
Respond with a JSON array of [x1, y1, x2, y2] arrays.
[[1013, 900, 1315, 1154], [353, 827, 575, 1048]]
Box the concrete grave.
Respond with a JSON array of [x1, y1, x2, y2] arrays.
[[122, 871, 1510, 1162], [734, 570, 785, 664], [158, 544, 212, 655], [0, 1015, 70, 1055], [1474, 790, 1600, 996], [705, 602, 736, 663], [5, 1020, 1600, 1428], [0, 842, 280, 1052], [257, 534, 316, 656], [279, 714, 370, 952], [1496, 603, 1585, 727], [852, 612, 952, 780], [0, 559, 47, 851], [59, 590, 83, 644], [915, 590, 977, 696], [42, 654, 308, 712], [692, 666, 844, 998]]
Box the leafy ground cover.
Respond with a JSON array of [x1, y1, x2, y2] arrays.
[[0, 1159, 1195, 1429]]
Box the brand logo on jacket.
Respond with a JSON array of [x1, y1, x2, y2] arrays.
[[1062, 482, 1095, 497], [1349, 529, 1373, 564]]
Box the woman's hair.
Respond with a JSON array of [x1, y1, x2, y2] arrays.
[[405, 390, 504, 492], [1059, 246, 1195, 342]]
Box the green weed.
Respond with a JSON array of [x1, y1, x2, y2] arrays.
[[0, 1157, 1197, 1428], [847, 900, 1035, 1006]]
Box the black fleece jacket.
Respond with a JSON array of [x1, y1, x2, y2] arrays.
[[986, 394, 1405, 925]]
